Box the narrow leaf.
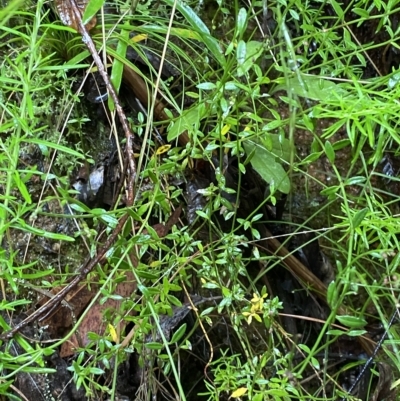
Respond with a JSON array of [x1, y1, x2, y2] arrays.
[[351, 207, 368, 229], [24, 138, 85, 159], [336, 315, 367, 329], [164, 0, 226, 67], [145, 342, 163, 350], [82, 0, 105, 26], [109, 29, 129, 111], [170, 323, 187, 344], [324, 140, 335, 163]]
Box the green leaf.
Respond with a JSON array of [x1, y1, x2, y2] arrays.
[[330, 0, 344, 17], [200, 306, 214, 316], [243, 137, 291, 194], [109, 29, 129, 112], [324, 140, 335, 163], [344, 176, 366, 185], [346, 329, 367, 337], [353, 7, 369, 18], [351, 207, 368, 229], [237, 41, 263, 77], [0, 0, 24, 26], [252, 394, 263, 401], [164, 0, 226, 68], [236, 8, 247, 36], [145, 342, 163, 350], [301, 152, 323, 164], [167, 103, 207, 141], [197, 82, 217, 90], [82, 0, 105, 26], [272, 73, 349, 101], [320, 185, 339, 196], [89, 367, 105, 375], [135, 270, 159, 279], [298, 344, 311, 353], [327, 329, 346, 336], [13, 221, 75, 241], [24, 138, 85, 159], [326, 281, 337, 308], [311, 357, 320, 370], [336, 315, 367, 329], [13, 172, 31, 204], [236, 40, 246, 66], [65, 50, 91, 66], [170, 323, 187, 344]]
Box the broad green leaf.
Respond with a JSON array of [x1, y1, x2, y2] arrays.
[[237, 41, 263, 77], [167, 103, 207, 141], [320, 185, 339, 196], [388, 72, 400, 89], [298, 344, 311, 353], [200, 307, 214, 316], [243, 135, 292, 194], [311, 357, 320, 370], [272, 73, 349, 101], [82, 0, 105, 26], [336, 315, 367, 329], [353, 7, 369, 18]]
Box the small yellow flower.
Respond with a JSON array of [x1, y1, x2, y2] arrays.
[[243, 292, 268, 324], [250, 292, 267, 313]]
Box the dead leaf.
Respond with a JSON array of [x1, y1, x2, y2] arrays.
[[60, 271, 136, 357], [60, 207, 182, 357], [370, 362, 395, 401], [39, 283, 96, 338], [55, 0, 97, 32], [230, 388, 248, 399]]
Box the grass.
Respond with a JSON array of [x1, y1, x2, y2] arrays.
[[0, 0, 400, 400]]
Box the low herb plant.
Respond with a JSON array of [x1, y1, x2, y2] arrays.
[[1, 0, 400, 400]]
